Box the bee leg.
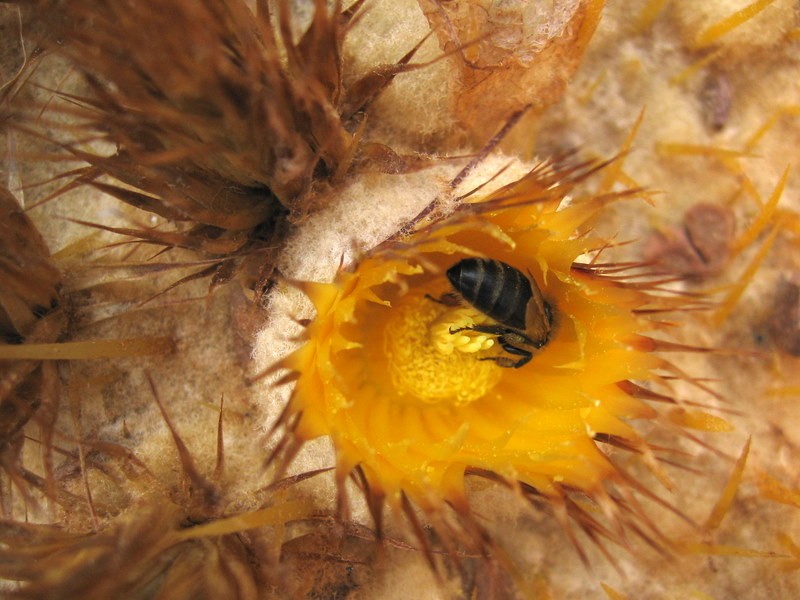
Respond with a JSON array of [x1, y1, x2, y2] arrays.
[[478, 343, 532, 368], [451, 325, 535, 368], [479, 356, 519, 368], [498, 338, 533, 368], [499, 330, 536, 348], [473, 334, 533, 368], [451, 324, 536, 348], [450, 323, 509, 336], [425, 292, 461, 307]]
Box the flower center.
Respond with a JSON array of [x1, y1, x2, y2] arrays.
[[382, 293, 502, 406]]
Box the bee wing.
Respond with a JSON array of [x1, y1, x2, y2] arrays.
[[524, 277, 552, 346]]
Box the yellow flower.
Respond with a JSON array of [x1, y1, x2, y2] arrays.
[[274, 163, 714, 546]]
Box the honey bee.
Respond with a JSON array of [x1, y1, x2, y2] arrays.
[[443, 258, 553, 368]]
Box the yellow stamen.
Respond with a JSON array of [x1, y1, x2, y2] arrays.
[[383, 295, 501, 406], [429, 306, 495, 355]]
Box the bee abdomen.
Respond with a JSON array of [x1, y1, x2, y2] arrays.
[[446, 258, 532, 330]]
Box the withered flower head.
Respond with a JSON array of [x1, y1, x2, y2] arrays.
[[8, 0, 426, 292]]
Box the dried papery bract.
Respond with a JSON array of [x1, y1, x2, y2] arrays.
[[0, 186, 61, 340], [265, 157, 729, 583], [418, 0, 606, 142]]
